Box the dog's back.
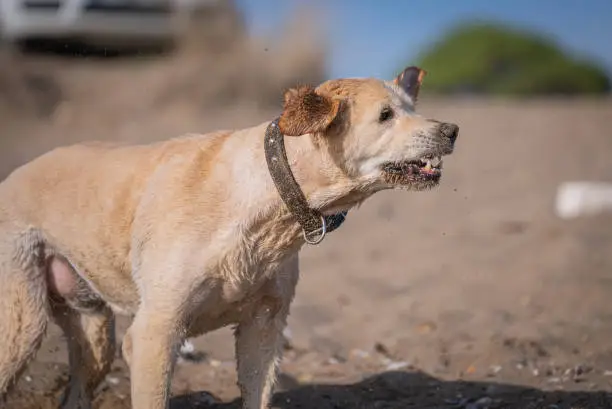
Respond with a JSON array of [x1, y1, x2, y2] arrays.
[[0, 143, 148, 301], [0, 131, 232, 306]]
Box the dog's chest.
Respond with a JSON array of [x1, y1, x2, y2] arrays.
[[185, 257, 299, 337], [185, 278, 276, 336]]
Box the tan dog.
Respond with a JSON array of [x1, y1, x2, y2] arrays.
[[0, 66, 458, 409]]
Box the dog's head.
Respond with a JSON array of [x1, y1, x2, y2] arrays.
[[278, 66, 458, 193]]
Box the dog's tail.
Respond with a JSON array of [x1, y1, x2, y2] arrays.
[[0, 228, 50, 399]]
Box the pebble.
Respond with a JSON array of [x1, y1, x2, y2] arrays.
[[297, 373, 313, 383], [179, 340, 195, 354], [572, 364, 591, 376], [466, 397, 493, 409], [385, 360, 409, 371], [177, 340, 207, 363], [105, 375, 120, 385], [349, 349, 370, 359], [444, 397, 468, 406], [374, 342, 392, 358], [489, 365, 502, 375]]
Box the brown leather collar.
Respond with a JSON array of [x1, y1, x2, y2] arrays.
[[264, 118, 347, 245]]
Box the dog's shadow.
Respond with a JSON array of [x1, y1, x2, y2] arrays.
[[169, 370, 610, 409]]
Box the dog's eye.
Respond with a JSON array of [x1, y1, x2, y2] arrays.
[[379, 106, 394, 123]]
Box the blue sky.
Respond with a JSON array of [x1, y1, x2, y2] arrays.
[[235, 0, 612, 80]]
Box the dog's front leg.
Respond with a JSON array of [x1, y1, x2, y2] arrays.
[[235, 257, 298, 409], [127, 308, 182, 409], [235, 300, 287, 409]]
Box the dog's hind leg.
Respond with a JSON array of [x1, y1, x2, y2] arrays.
[[53, 304, 116, 409], [47, 256, 116, 409], [0, 229, 49, 399]]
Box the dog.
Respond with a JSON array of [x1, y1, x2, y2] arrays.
[[0, 65, 458, 409]]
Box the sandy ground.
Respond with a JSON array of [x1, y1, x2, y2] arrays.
[[1, 29, 612, 407]]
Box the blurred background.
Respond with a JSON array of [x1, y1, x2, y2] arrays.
[[3, 1, 612, 408]]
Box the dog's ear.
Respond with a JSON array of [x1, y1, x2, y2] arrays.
[[279, 85, 342, 136], [394, 66, 426, 102]]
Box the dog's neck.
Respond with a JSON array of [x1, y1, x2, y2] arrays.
[[269, 123, 368, 216], [264, 119, 354, 243], [224, 120, 370, 260]]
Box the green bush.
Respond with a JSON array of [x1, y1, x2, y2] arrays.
[[412, 22, 611, 96]]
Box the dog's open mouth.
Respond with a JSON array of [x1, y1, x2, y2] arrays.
[[382, 155, 443, 186]]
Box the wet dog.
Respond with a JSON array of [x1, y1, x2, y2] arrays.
[[0, 66, 458, 409]]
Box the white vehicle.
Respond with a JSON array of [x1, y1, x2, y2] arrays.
[[0, 0, 185, 49]]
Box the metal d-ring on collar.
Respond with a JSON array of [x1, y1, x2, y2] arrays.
[[264, 118, 348, 245]]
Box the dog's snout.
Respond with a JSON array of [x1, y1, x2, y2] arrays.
[[439, 122, 459, 144]]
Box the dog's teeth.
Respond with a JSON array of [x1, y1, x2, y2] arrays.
[[424, 160, 432, 171]]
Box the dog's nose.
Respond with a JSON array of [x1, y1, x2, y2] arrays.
[[439, 122, 459, 145]]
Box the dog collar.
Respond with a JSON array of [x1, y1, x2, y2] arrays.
[[264, 118, 348, 245]]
